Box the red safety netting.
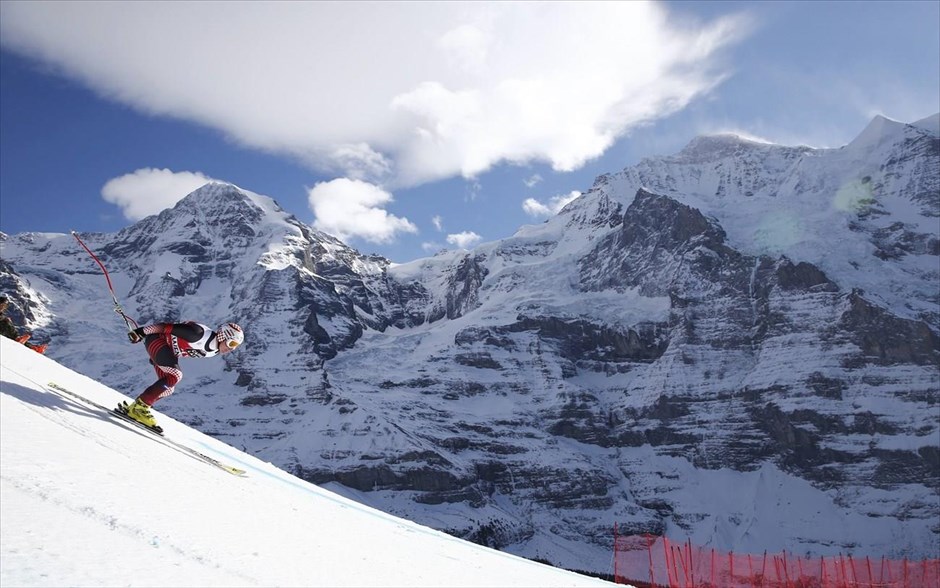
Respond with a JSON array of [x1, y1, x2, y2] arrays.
[[613, 530, 940, 588]]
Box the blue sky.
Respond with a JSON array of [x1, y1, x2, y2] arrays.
[[1, 1, 937, 263]]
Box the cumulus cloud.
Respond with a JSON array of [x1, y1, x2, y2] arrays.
[[101, 168, 216, 220], [308, 179, 417, 243], [431, 215, 444, 232], [446, 231, 482, 249], [0, 2, 749, 188], [522, 190, 582, 218]]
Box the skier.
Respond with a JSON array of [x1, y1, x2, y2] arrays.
[[0, 296, 47, 354], [120, 321, 244, 430]]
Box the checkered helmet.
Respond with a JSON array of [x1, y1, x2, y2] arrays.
[[216, 322, 244, 350]]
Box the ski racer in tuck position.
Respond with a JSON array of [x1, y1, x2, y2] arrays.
[[120, 321, 244, 431]]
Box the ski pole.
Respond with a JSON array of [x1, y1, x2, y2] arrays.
[[70, 231, 140, 333]]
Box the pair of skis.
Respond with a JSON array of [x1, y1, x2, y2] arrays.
[[47, 382, 246, 477]]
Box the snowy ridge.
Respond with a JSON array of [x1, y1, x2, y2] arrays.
[[588, 115, 939, 325], [0, 337, 614, 587], [911, 113, 940, 135]]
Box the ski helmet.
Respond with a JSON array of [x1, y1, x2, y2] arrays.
[[216, 322, 244, 351]]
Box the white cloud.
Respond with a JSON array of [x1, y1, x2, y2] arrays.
[[328, 143, 393, 182], [421, 241, 443, 253], [446, 231, 482, 250], [431, 216, 443, 232], [308, 179, 417, 243], [522, 190, 582, 218], [0, 2, 750, 188], [523, 174, 543, 188], [101, 168, 215, 220]]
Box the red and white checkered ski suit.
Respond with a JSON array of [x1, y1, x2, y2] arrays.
[[135, 322, 219, 406]]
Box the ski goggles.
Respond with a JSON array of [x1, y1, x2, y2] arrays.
[[224, 338, 242, 350]]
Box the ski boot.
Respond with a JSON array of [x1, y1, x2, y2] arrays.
[[118, 398, 162, 432]]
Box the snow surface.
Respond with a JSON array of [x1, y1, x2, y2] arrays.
[[0, 337, 617, 588]]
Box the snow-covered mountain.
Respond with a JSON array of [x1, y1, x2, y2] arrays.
[[1, 114, 937, 574]]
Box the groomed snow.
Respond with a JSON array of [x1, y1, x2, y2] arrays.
[[0, 337, 617, 588]]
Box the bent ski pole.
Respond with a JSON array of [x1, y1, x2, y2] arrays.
[[70, 230, 140, 333]]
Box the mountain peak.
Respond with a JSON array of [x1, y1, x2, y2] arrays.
[[179, 181, 254, 208], [164, 183, 266, 235], [847, 114, 908, 150], [108, 180, 302, 256], [675, 133, 773, 162], [170, 181, 302, 234]]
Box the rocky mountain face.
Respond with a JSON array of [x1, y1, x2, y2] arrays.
[[1, 115, 937, 573]]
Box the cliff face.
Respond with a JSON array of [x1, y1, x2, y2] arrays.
[[2, 115, 937, 573]]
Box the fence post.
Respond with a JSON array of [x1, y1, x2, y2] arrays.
[[760, 551, 768, 588], [646, 533, 655, 588], [849, 555, 859, 587], [730, 551, 734, 588], [710, 548, 715, 588], [675, 544, 688, 588], [666, 537, 678, 588]]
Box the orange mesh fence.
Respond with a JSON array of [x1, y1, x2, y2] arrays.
[[613, 531, 940, 588]]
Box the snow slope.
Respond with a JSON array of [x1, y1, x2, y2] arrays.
[[0, 337, 616, 588]]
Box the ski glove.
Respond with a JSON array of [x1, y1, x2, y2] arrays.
[[128, 328, 145, 344]]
